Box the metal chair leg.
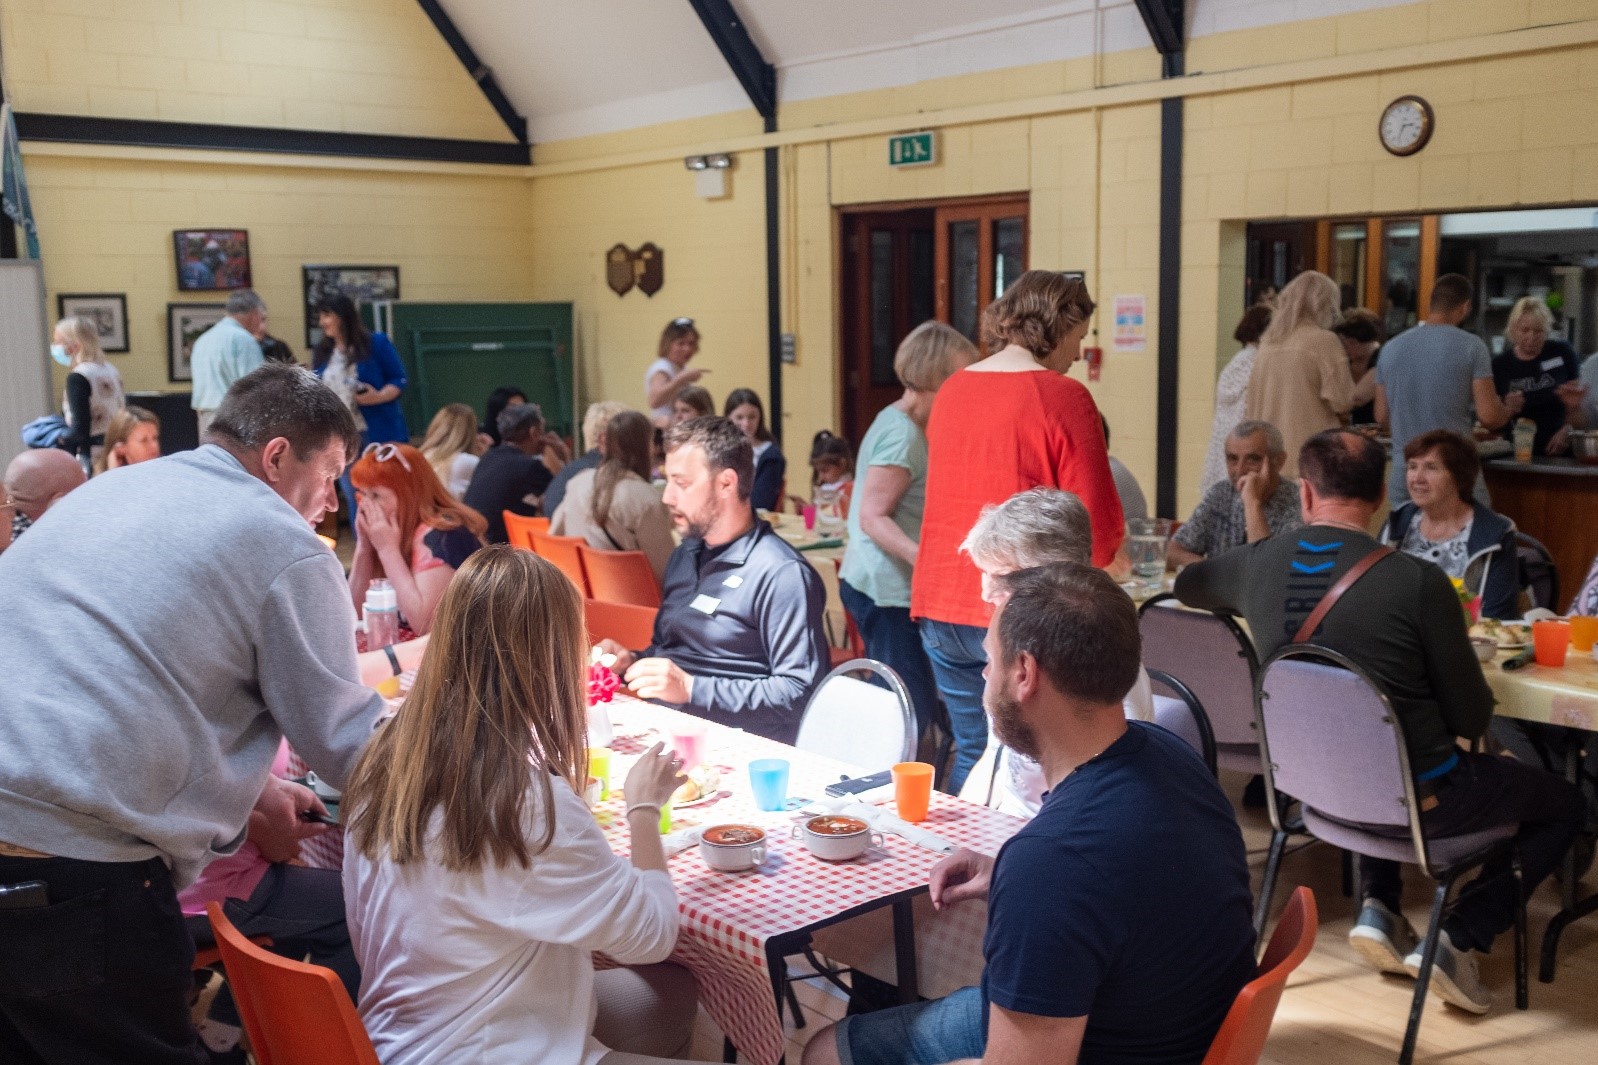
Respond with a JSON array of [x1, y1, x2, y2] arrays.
[[1254, 829, 1288, 943], [1512, 851, 1529, 1010], [784, 978, 806, 1028], [1401, 877, 1454, 1065], [723, 1036, 738, 1063]]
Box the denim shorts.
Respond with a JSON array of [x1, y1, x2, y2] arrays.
[[836, 986, 986, 1065]]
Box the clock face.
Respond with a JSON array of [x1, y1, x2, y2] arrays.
[[1380, 96, 1433, 156]]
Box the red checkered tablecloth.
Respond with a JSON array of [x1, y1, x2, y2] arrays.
[[594, 695, 1022, 1065], [295, 682, 1021, 1065]]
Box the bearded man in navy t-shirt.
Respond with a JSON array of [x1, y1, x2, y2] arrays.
[[804, 562, 1258, 1065]]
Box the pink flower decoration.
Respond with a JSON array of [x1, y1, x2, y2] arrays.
[[587, 663, 620, 706]]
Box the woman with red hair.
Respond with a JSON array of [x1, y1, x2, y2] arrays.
[[349, 442, 486, 635]]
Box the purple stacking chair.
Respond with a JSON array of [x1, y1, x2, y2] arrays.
[[1138, 596, 1262, 775], [1146, 667, 1218, 777], [1254, 645, 1527, 1065]]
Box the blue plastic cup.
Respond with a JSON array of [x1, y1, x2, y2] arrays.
[[748, 758, 790, 812]]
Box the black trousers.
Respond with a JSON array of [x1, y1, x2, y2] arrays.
[[0, 854, 205, 1065], [1359, 751, 1584, 953]]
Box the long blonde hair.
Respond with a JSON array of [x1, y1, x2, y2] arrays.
[[418, 403, 481, 486], [93, 405, 160, 475], [1261, 271, 1341, 345], [55, 316, 106, 365], [343, 547, 589, 871]]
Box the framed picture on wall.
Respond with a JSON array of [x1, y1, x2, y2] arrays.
[[167, 302, 226, 383], [173, 229, 252, 291], [56, 293, 129, 353], [302, 265, 401, 349]]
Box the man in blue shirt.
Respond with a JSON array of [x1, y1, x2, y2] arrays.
[[596, 416, 828, 743], [804, 562, 1256, 1065], [190, 290, 266, 436]]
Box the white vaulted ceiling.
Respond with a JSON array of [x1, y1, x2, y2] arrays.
[[435, 0, 1416, 143]]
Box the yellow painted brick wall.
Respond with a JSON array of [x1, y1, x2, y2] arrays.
[[525, 144, 769, 432], [29, 153, 535, 395], [1, 0, 511, 141]]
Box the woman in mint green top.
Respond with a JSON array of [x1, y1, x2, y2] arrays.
[[839, 322, 977, 735]]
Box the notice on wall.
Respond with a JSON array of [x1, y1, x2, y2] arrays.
[[1112, 294, 1147, 353]]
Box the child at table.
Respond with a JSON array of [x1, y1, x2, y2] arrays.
[[809, 430, 854, 520], [341, 546, 700, 1065]]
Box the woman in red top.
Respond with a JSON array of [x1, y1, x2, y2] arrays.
[[913, 271, 1123, 791]]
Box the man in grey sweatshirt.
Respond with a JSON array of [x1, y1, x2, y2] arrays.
[[0, 364, 385, 1065]]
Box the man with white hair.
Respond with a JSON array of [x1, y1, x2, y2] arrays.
[[1169, 419, 1301, 566], [542, 399, 627, 519], [956, 487, 1154, 816], [4, 447, 86, 545], [189, 289, 267, 436]]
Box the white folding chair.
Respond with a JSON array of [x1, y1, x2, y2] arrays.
[[795, 658, 916, 772]]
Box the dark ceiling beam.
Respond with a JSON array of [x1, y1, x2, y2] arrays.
[[14, 113, 531, 166], [1133, 0, 1186, 77], [685, 0, 777, 127], [415, 0, 528, 144]]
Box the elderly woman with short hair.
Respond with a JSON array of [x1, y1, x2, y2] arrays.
[[956, 487, 1154, 817], [1382, 429, 1519, 620], [1492, 296, 1584, 456]]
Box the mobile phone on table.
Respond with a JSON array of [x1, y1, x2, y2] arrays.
[[825, 770, 892, 798], [0, 881, 48, 909]]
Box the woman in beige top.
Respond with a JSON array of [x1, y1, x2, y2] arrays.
[[550, 409, 675, 581], [1245, 270, 1353, 476]]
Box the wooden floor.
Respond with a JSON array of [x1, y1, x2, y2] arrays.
[[689, 769, 1598, 1065]]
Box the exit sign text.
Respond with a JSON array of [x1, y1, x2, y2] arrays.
[[888, 132, 937, 168]]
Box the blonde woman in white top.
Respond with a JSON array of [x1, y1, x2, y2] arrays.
[[551, 410, 675, 582], [53, 316, 124, 471], [418, 402, 485, 498], [643, 318, 706, 426], [342, 547, 696, 1065]]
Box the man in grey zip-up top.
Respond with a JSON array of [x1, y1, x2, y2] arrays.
[[0, 365, 384, 1065]]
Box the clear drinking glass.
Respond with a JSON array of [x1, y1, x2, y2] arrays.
[[1126, 518, 1172, 591]]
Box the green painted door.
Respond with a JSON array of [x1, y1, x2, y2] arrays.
[[379, 302, 574, 440]]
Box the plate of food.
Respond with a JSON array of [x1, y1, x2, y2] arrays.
[[673, 764, 724, 808], [1470, 618, 1530, 650]]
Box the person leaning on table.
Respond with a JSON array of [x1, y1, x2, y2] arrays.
[[593, 416, 829, 744], [1174, 428, 1582, 1016], [803, 562, 1256, 1065], [0, 364, 385, 1065], [1168, 419, 1302, 566]]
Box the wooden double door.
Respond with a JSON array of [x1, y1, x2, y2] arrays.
[[840, 195, 1028, 442]]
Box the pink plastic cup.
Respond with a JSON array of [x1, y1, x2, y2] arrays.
[[802, 505, 817, 531], [668, 722, 709, 770]]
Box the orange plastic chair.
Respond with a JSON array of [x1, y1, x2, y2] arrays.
[[503, 512, 550, 552], [530, 529, 591, 596], [1201, 887, 1318, 1065], [585, 599, 659, 650], [830, 556, 866, 668], [206, 902, 379, 1065], [577, 544, 662, 608]]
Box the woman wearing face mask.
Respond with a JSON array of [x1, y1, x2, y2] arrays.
[[52, 316, 125, 472], [911, 271, 1123, 793]]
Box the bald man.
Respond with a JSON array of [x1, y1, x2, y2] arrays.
[[4, 448, 86, 544]]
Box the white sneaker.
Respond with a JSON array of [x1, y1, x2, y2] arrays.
[[1403, 932, 1492, 1014], [1349, 899, 1419, 975]]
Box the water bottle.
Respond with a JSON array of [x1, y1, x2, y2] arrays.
[[364, 579, 400, 650]]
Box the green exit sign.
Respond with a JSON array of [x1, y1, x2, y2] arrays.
[[888, 131, 937, 168]]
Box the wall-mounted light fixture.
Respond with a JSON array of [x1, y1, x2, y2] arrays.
[[684, 153, 734, 198]]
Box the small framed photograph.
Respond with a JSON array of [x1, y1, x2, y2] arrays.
[[56, 293, 129, 353], [302, 265, 400, 348], [173, 229, 252, 291], [167, 302, 227, 383]]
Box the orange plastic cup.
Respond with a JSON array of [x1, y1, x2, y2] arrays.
[[1569, 616, 1598, 654], [892, 762, 935, 823], [1532, 620, 1571, 667]]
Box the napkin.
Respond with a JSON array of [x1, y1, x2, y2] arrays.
[[794, 538, 844, 552], [662, 827, 701, 859]]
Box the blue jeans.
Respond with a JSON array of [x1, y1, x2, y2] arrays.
[[838, 580, 939, 737], [836, 985, 985, 1065], [918, 618, 990, 794]]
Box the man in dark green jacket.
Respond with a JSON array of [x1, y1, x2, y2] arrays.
[[1176, 428, 1580, 1016]]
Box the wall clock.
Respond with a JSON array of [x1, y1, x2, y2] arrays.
[[1379, 95, 1434, 157]]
